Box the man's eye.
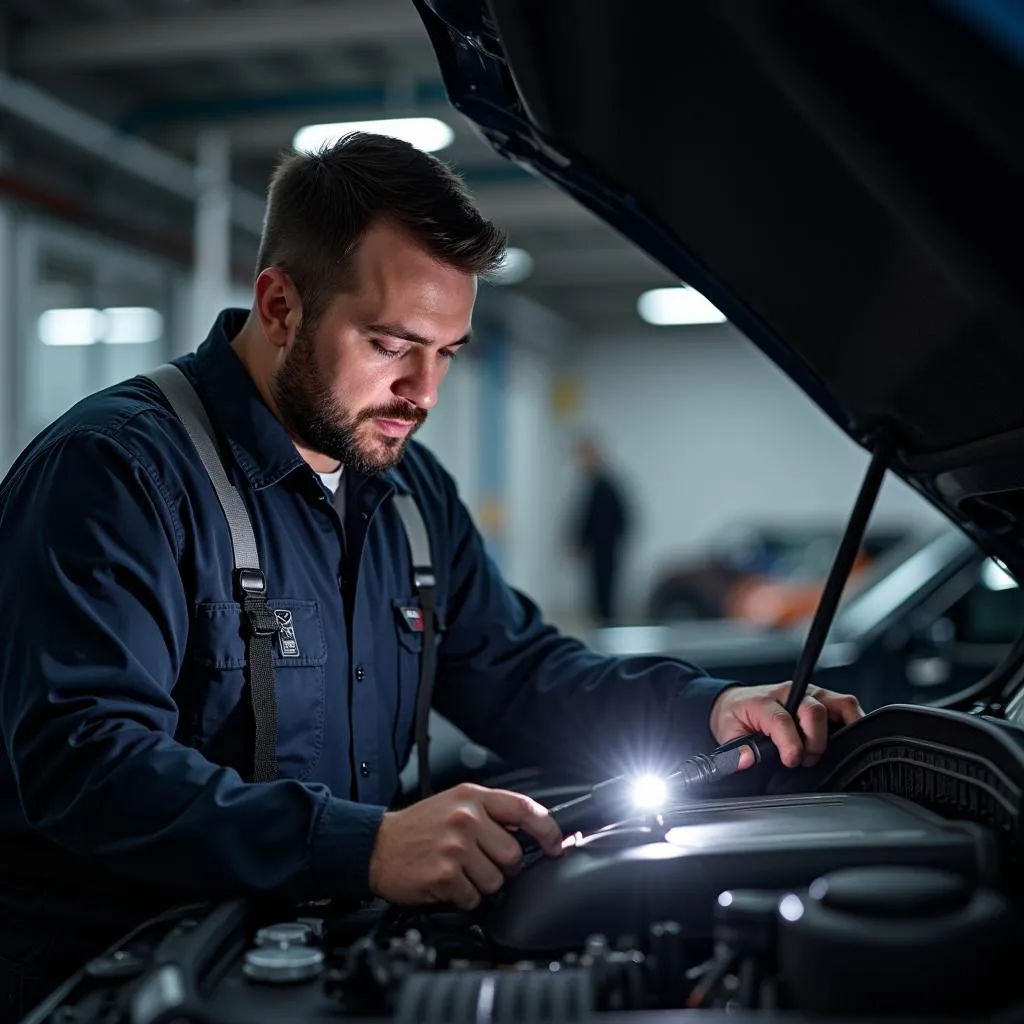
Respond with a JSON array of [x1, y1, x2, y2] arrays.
[[370, 340, 402, 359], [439, 349, 459, 362]]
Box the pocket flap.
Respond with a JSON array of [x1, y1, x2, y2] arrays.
[[193, 599, 327, 668]]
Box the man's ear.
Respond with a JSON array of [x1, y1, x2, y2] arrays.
[[254, 268, 302, 351]]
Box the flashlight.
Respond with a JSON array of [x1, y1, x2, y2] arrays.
[[630, 774, 669, 811], [527, 740, 758, 848]]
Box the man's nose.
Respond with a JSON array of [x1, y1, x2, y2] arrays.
[[393, 352, 441, 410]]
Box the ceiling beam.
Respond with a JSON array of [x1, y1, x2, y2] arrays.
[[0, 69, 266, 235], [13, 0, 425, 71]]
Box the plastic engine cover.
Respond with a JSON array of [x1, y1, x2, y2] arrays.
[[486, 792, 996, 951]]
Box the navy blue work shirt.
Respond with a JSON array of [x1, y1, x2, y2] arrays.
[[0, 309, 734, 913]]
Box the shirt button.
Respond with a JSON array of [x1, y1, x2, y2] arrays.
[[361, 511, 368, 520], [337, 574, 345, 590], [355, 665, 366, 682], [360, 761, 370, 778]]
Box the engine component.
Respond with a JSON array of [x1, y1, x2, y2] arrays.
[[83, 949, 149, 981], [394, 969, 593, 1024], [645, 921, 688, 1008], [255, 922, 314, 947], [488, 791, 994, 951], [243, 945, 325, 984], [777, 866, 1020, 1016]]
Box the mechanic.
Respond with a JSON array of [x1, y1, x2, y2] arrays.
[[0, 133, 863, 1017]]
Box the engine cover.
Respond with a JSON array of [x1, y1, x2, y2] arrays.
[[486, 791, 996, 951]]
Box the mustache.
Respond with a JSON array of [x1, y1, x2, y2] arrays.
[[358, 404, 427, 426]]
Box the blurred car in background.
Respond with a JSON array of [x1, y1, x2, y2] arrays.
[[609, 529, 1023, 712], [646, 524, 909, 626]]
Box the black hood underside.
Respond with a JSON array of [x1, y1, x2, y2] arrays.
[[417, 0, 1024, 573]]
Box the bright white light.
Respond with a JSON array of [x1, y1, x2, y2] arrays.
[[39, 308, 102, 347], [982, 558, 1018, 591], [778, 893, 805, 922], [718, 891, 734, 908], [630, 774, 668, 811], [105, 307, 164, 345], [491, 247, 534, 285], [293, 117, 455, 155], [637, 286, 727, 326], [39, 307, 163, 347]]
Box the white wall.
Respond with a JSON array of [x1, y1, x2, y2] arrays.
[[567, 325, 948, 617], [502, 293, 577, 615], [415, 350, 482, 517], [418, 290, 577, 618]]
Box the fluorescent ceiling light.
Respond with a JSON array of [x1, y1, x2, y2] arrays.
[[637, 286, 727, 326], [104, 307, 164, 345], [38, 308, 102, 346], [490, 247, 534, 285], [38, 307, 163, 347], [293, 117, 455, 155]]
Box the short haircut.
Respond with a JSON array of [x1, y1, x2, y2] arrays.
[[256, 132, 507, 326]]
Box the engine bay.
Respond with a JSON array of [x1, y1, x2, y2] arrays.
[[21, 705, 1024, 1023]]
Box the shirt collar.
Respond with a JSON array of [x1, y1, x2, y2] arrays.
[[191, 308, 411, 498], [192, 308, 307, 491]]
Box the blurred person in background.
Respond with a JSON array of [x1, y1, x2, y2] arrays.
[[571, 437, 632, 626]]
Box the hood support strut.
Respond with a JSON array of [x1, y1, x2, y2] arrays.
[[784, 436, 892, 717], [706, 434, 893, 781]]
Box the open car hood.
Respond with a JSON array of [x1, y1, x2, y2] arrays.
[[415, 0, 1024, 576]]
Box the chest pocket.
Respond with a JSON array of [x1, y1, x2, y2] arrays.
[[186, 599, 327, 781], [392, 596, 443, 767]]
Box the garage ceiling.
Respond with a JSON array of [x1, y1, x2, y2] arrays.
[[1, 0, 682, 332]]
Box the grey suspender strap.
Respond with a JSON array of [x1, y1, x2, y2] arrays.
[[142, 364, 280, 784], [392, 494, 442, 799]]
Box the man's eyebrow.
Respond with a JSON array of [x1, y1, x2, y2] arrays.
[[365, 322, 472, 348]]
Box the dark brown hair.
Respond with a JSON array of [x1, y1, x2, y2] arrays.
[[256, 132, 507, 326]]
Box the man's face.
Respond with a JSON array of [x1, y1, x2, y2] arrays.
[[271, 221, 476, 474]]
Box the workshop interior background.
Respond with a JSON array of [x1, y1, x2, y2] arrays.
[[0, 0, 950, 636]]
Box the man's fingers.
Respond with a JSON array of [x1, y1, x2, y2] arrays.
[[795, 696, 829, 766], [736, 745, 755, 771], [482, 790, 563, 855], [818, 691, 864, 725], [477, 818, 526, 874], [758, 701, 804, 768], [447, 869, 483, 911], [463, 846, 507, 898]]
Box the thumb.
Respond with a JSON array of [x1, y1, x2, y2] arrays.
[[735, 744, 756, 771]]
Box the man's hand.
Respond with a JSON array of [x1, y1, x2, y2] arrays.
[[368, 783, 564, 910], [710, 682, 864, 770]]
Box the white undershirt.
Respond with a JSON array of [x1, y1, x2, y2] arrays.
[[318, 465, 345, 520], [318, 465, 343, 493]]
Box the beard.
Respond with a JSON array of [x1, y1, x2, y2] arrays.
[[270, 320, 426, 474]]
